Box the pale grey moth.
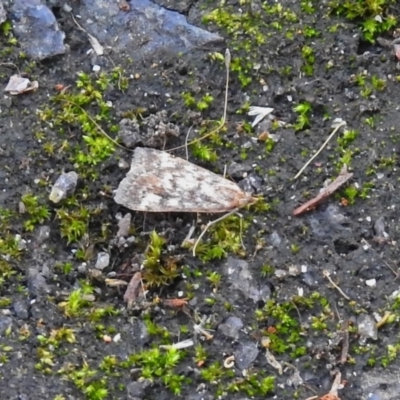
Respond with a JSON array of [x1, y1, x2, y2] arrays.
[[114, 147, 255, 213]]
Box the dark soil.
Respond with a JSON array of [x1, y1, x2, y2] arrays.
[[1, 1, 400, 399]]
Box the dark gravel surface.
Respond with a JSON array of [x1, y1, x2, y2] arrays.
[[1, 1, 400, 399]]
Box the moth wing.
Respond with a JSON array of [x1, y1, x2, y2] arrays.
[[114, 148, 251, 213]]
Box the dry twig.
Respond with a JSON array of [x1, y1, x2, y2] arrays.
[[322, 270, 350, 300], [123, 272, 144, 308], [293, 166, 353, 216]]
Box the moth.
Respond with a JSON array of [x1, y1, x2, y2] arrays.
[[114, 147, 256, 213]]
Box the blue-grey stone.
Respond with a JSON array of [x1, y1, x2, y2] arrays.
[[10, 0, 66, 60], [78, 0, 222, 58]]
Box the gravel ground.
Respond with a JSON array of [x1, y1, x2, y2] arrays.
[[1, 1, 400, 399]]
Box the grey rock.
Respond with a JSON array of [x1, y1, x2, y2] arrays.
[[118, 111, 180, 149], [302, 271, 319, 288], [223, 257, 271, 302], [0, 0, 6, 24], [27, 267, 50, 297], [95, 252, 110, 270], [239, 173, 263, 193], [35, 225, 51, 245], [185, 393, 214, 400], [13, 299, 29, 319], [78, 0, 222, 59], [49, 171, 78, 203], [269, 231, 282, 248], [274, 269, 287, 279], [117, 213, 132, 237], [218, 316, 243, 339], [0, 316, 12, 336], [234, 340, 259, 370], [361, 367, 400, 400], [374, 216, 388, 239], [10, 0, 66, 60], [227, 162, 252, 179], [126, 379, 152, 400], [118, 119, 141, 148], [77, 264, 87, 274], [309, 204, 350, 239], [132, 320, 150, 346], [357, 314, 378, 341], [152, 0, 191, 13]]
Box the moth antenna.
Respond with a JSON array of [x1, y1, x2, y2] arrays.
[[184, 125, 194, 161], [167, 48, 231, 152], [294, 120, 346, 179], [192, 208, 242, 257]]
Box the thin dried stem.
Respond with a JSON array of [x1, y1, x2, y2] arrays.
[[323, 270, 350, 300], [168, 48, 231, 152], [294, 121, 346, 180], [192, 209, 240, 256]]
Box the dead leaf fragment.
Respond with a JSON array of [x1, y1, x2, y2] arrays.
[[162, 298, 188, 308], [5, 75, 39, 95], [318, 395, 340, 400], [123, 271, 143, 308]]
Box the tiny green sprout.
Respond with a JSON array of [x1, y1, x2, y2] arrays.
[[201, 361, 231, 382], [310, 315, 328, 331], [301, 0, 315, 13], [329, 0, 397, 42], [59, 287, 93, 317], [191, 142, 218, 162], [42, 142, 56, 155], [339, 148, 353, 167], [360, 86, 372, 98], [303, 26, 319, 38], [280, 65, 293, 76], [293, 102, 312, 131], [21, 194, 51, 232], [194, 344, 208, 365], [260, 264, 275, 277], [142, 230, 180, 287], [100, 355, 118, 374], [364, 116, 376, 128], [301, 45, 315, 75], [371, 75, 386, 90], [228, 373, 275, 396], [180, 325, 189, 334], [236, 100, 251, 115], [207, 271, 222, 289], [265, 137, 276, 153], [197, 93, 214, 111], [144, 317, 170, 340], [291, 243, 300, 254], [337, 129, 358, 147], [208, 51, 225, 62], [1, 20, 13, 36], [353, 72, 366, 87], [181, 92, 197, 108], [293, 101, 312, 115], [0, 297, 12, 307], [343, 185, 358, 205], [124, 347, 187, 394], [250, 197, 271, 212], [56, 206, 90, 244], [205, 297, 216, 306]]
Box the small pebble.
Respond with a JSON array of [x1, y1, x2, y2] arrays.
[[365, 278, 376, 287], [49, 171, 78, 203], [95, 252, 110, 270], [357, 314, 378, 340]]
